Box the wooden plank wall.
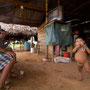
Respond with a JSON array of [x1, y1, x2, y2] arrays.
[[38, 23, 53, 57]]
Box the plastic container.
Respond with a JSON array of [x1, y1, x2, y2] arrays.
[[30, 48, 35, 53], [63, 52, 70, 58], [24, 41, 30, 51]]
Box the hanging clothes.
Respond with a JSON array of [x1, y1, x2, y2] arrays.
[[45, 22, 73, 46]]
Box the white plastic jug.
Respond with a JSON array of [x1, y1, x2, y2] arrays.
[[30, 48, 35, 53]]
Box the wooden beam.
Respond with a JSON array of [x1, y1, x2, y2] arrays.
[[0, 4, 11, 8], [0, 6, 41, 22], [1, 14, 40, 25], [0, 0, 45, 12], [71, 1, 90, 14], [3, 14, 40, 22], [0, 19, 40, 27], [0, 15, 40, 26], [0, 8, 15, 15]]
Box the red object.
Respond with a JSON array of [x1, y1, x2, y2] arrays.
[[63, 52, 70, 58], [74, 30, 78, 35]]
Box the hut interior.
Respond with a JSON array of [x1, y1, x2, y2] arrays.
[[0, 0, 89, 27], [0, 1, 90, 90], [0, 0, 89, 54]]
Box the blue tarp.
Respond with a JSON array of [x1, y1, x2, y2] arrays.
[[45, 22, 73, 46]]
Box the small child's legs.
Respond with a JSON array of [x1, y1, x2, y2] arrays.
[[77, 62, 84, 81], [0, 59, 15, 88], [84, 60, 90, 73]]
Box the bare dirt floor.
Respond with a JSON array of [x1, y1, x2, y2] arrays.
[[1, 51, 90, 90]]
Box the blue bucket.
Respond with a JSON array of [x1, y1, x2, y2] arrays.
[[24, 41, 30, 51]]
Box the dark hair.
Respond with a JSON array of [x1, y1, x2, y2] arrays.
[[75, 37, 84, 41]]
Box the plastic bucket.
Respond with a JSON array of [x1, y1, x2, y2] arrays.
[[24, 41, 30, 51], [63, 52, 70, 58]]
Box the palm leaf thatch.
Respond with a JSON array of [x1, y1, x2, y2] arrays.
[[0, 22, 37, 39]]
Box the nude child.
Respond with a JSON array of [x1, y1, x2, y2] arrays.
[[73, 37, 90, 80]]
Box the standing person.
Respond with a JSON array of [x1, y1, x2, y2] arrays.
[[0, 29, 15, 89], [73, 37, 90, 80]]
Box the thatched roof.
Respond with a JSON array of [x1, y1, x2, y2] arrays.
[[0, 22, 37, 35], [0, 0, 90, 27], [0, 22, 37, 40]]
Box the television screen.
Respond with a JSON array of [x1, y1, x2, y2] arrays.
[[49, 6, 63, 22]]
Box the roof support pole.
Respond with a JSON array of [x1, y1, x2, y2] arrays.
[[51, 0, 61, 62], [58, 0, 60, 7], [45, 0, 48, 24], [45, 0, 49, 59]]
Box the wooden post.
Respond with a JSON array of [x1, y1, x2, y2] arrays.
[[46, 46, 48, 59], [13, 41, 15, 50], [45, 0, 48, 59], [60, 47, 62, 56], [70, 45, 73, 58], [32, 36, 33, 44], [13, 42, 14, 49], [46, 0, 48, 24], [52, 44, 54, 62], [58, 0, 60, 7], [20, 41, 21, 49]]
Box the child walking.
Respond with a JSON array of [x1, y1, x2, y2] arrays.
[[73, 37, 90, 80]]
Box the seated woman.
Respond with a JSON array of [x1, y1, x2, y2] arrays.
[[0, 29, 15, 89], [6, 46, 16, 62]]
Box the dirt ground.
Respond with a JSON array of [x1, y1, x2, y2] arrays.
[[1, 51, 90, 90]]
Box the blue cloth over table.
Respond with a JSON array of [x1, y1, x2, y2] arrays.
[[45, 22, 73, 46]]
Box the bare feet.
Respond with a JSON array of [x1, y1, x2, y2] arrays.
[[0, 84, 4, 90], [0, 80, 4, 90], [78, 73, 83, 81], [78, 77, 83, 81]]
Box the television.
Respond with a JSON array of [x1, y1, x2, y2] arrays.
[[49, 6, 63, 22]]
